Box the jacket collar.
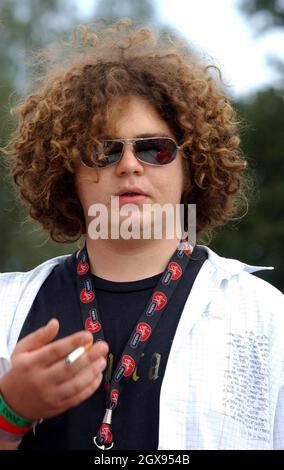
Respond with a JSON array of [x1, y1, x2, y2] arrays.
[[199, 245, 274, 279]]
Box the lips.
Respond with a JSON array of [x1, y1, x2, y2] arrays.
[[117, 194, 148, 204], [116, 187, 148, 196], [121, 192, 141, 196], [115, 187, 149, 204]]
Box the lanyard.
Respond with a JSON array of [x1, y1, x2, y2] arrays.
[[76, 238, 193, 450]]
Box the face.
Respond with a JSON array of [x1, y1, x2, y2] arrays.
[[75, 95, 186, 239]]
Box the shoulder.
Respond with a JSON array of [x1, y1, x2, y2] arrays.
[[199, 244, 284, 319], [0, 255, 73, 360], [229, 269, 284, 323], [0, 255, 71, 330], [0, 255, 71, 289]]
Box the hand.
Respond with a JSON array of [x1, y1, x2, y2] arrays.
[[0, 319, 108, 421]]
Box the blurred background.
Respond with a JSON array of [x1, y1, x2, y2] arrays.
[[0, 0, 283, 291]]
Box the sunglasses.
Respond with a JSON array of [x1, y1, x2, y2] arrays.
[[81, 137, 183, 168]]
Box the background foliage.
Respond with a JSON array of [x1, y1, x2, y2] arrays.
[[0, 0, 283, 291]]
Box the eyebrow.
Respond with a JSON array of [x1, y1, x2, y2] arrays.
[[134, 133, 171, 139], [100, 132, 172, 140]]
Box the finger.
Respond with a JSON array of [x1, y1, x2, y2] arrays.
[[14, 319, 60, 355], [60, 373, 104, 413], [30, 330, 95, 367], [46, 342, 109, 385], [55, 356, 107, 403]]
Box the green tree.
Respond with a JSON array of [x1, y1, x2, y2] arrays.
[[94, 0, 157, 24], [0, 0, 82, 271], [238, 0, 284, 83], [239, 0, 284, 31], [211, 88, 284, 292], [211, 2, 284, 291]]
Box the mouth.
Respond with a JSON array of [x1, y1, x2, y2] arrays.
[[119, 191, 146, 196], [117, 193, 149, 204], [115, 187, 149, 203]]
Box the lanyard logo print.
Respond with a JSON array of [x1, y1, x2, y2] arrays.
[[75, 238, 193, 450], [130, 322, 152, 348], [146, 291, 167, 316], [162, 261, 182, 285], [80, 279, 95, 303], [115, 355, 136, 381]]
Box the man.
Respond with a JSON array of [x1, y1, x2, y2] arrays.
[[0, 21, 283, 450]]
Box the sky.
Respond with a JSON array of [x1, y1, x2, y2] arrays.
[[74, 0, 284, 98]]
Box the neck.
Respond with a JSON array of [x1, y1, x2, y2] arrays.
[[85, 237, 181, 282]]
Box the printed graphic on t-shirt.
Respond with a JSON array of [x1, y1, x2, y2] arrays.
[[107, 351, 162, 382]]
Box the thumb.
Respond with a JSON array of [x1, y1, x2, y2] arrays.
[[14, 319, 60, 355]]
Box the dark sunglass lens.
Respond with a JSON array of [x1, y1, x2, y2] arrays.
[[135, 138, 177, 165], [93, 141, 123, 167]]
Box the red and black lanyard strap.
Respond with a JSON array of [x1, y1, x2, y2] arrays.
[[76, 238, 194, 450]]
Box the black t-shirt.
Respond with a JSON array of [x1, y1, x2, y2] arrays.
[[18, 246, 207, 450]]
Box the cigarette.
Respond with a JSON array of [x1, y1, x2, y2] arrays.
[[65, 342, 93, 365]]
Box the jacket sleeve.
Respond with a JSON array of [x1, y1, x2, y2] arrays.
[[0, 272, 23, 378], [0, 256, 69, 373], [272, 288, 284, 449], [0, 315, 11, 378], [273, 358, 284, 449]]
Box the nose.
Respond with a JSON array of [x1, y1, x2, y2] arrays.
[[115, 143, 145, 176]]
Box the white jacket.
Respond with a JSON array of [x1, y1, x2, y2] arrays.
[[0, 246, 283, 450]]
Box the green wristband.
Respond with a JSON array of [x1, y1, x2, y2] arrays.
[[0, 393, 33, 428]]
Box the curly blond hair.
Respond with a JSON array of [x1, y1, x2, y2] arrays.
[[3, 20, 249, 243]]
